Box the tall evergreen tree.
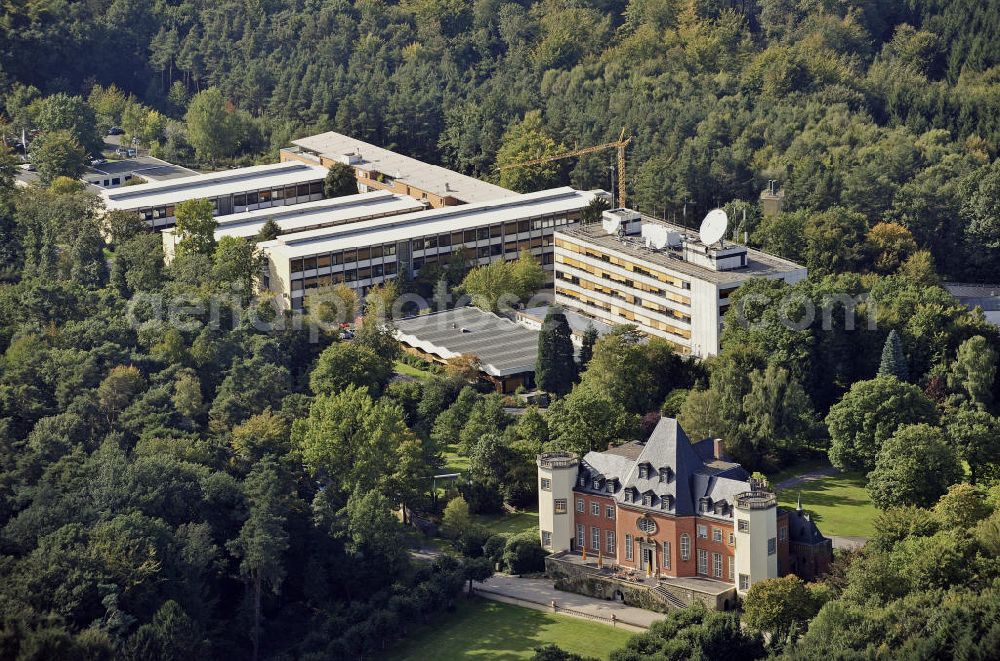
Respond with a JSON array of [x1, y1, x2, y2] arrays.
[[578, 324, 597, 370], [535, 307, 576, 396], [878, 330, 909, 381]]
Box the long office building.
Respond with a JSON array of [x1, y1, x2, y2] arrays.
[[161, 191, 424, 262], [101, 161, 329, 229], [282, 131, 516, 207], [260, 187, 597, 310], [553, 210, 806, 357]]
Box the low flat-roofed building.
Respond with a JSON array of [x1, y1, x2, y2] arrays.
[[83, 157, 198, 189], [553, 211, 806, 358], [160, 191, 424, 263], [395, 306, 542, 393], [101, 161, 329, 229], [282, 131, 516, 207], [513, 305, 614, 345], [259, 187, 596, 310], [945, 282, 1000, 326]]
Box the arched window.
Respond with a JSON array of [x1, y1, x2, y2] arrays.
[[680, 533, 690, 561]]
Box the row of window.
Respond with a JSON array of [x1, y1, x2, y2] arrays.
[[555, 238, 693, 290], [557, 272, 692, 322], [576, 524, 616, 554], [555, 254, 693, 306], [138, 181, 324, 224], [696, 524, 736, 545], [290, 242, 400, 275], [695, 549, 734, 580], [555, 287, 693, 341], [233, 180, 323, 208], [576, 498, 615, 519], [291, 261, 399, 292]]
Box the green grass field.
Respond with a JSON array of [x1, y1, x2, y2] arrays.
[[394, 360, 435, 379], [441, 443, 470, 473], [387, 597, 633, 661], [773, 468, 877, 538], [472, 509, 539, 537]]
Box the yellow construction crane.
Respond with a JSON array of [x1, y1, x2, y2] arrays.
[[498, 127, 631, 208]]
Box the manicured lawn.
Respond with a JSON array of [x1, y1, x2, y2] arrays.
[[472, 509, 539, 537], [441, 443, 469, 473], [387, 597, 632, 661], [394, 360, 435, 379], [773, 468, 877, 539]]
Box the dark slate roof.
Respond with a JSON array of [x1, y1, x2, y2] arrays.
[[579, 418, 754, 519], [622, 419, 711, 516], [692, 473, 748, 522], [783, 507, 827, 545]]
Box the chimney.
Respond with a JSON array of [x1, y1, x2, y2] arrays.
[[713, 438, 725, 461]]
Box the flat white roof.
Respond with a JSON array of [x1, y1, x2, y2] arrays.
[[291, 131, 516, 204], [261, 187, 596, 260], [101, 161, 328, 210], [182, 191, 426, 240]]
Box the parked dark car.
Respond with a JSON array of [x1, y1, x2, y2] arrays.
[[108, 127, 124, 135]]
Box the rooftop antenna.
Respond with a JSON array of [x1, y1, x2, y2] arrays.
[[699, 209, 729, 247], [743, 208, 748, 244]]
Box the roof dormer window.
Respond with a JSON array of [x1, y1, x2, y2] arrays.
[[659, 467, 672, 483], [578, 473, 587, 487], [642, 492, 653, 507], [624, 488, 634, 503], [593, 478, 602, 490], [638, 465, 648, 479], [606, 480, 615, 494], [660, 495, 673, 510]]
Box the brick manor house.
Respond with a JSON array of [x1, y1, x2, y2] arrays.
[[537, 418, 832, 597]]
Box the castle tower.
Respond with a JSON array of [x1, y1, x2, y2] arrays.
[[536, 452, 579, 553], [733, 487, 778, 594]]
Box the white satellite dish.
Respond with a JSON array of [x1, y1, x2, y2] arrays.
[[699, 209, 728, 246], [602, 216, 622, 236]]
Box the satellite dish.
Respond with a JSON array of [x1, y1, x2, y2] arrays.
[[602, 216, 621, 236], [699, 209, 728, 246]]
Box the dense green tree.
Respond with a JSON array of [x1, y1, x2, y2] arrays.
[[212, 236, 263, 298], [609, 603, 764, 660], [323, 162, 358, 198], [34, 93, 102, 156], [459, 394, 512, 454], [536, 307, 577, 396], [877, 329, 909, 381], [309, 341, 394, 398], [546, 383, 637, 457], [30, 129, 88, 184], [742, 576, 824, 649], [933, 483, 993, 529], [826, 376, 939, 472], [867, 423, 963, 509], [945, 407, 1000, 485], [495, 111, 565, 192], [948, 335, 997, 410], [254, 219, 281, 243], [173, 199, 218, 257], [184, 88, 240, 163], [227, 459, 290, 661], [578, 324, 597, 369]]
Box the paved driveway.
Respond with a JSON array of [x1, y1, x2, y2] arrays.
[[475, 575, 667, 631]]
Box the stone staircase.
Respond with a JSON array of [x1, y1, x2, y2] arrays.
[[651, 584, 687, 610]]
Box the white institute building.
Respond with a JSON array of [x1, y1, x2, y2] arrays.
[[101, 161, 329, 229], [552, 209, 806, 357]]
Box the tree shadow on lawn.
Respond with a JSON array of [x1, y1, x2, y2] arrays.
[[391, 598, 620, 661]]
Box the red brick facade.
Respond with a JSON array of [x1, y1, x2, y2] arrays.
[[571, 493, 617, 557]]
